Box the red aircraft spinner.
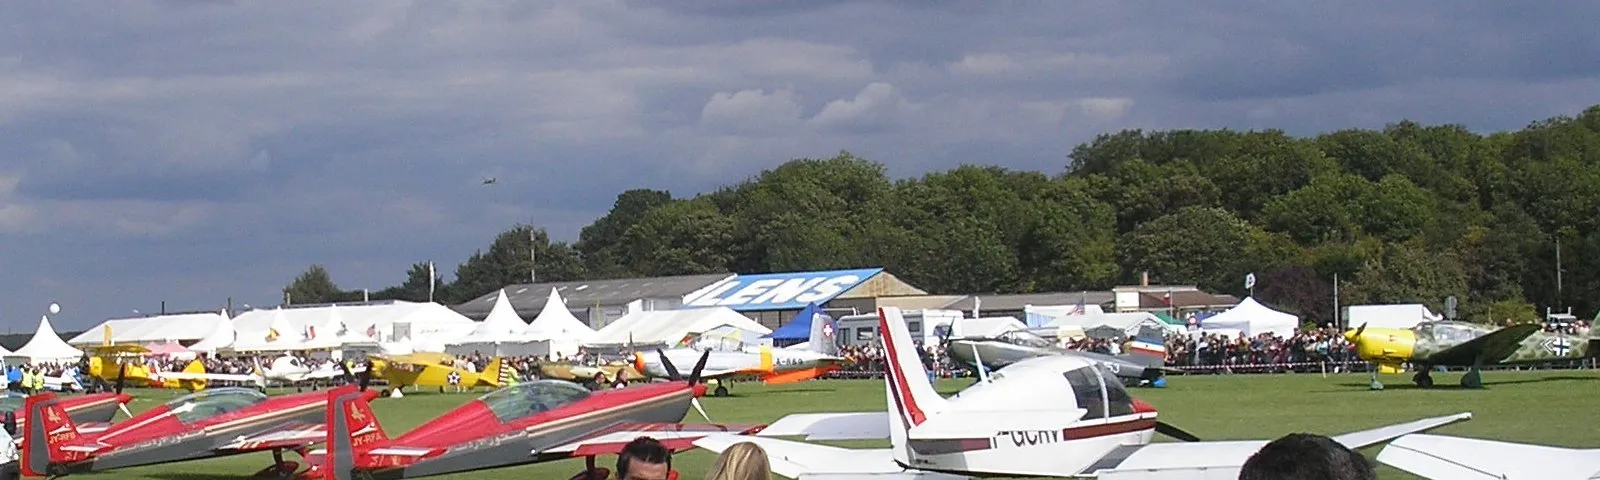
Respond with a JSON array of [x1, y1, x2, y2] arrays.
[[21, 366, 380, 479], [310, 350, 763, 480]]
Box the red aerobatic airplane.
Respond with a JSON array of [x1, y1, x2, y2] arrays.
[[5, 365, 134, 438], [310, 350, 763, 480], [21, 366, 380, 479]]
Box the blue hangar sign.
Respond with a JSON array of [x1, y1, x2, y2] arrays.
[[682, 268, 883, 311]]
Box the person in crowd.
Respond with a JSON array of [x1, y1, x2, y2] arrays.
[[704, 441, 771, 480], [611, 369, 630, 389], [614, 436, 673, 480], [1237, 432, 1376, 480]]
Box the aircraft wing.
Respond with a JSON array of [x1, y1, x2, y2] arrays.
[[1421, 323, 1542, 365], [1377, 434, 1600, 480], [756, 412, 890, 441], [155, 371, 263, 384], [539, 422, 766, 457], [1083, 412, 1473, 477], [215, 422, 328, 452]]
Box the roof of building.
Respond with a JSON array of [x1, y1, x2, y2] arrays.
[[453, 273, 734, 319], [1137, 290, 1240, 309], [941, 291, 1117, 312]]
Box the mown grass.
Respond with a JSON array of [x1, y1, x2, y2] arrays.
[[61, 368, 1600, 479]]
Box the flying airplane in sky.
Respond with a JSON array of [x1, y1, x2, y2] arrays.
[[944, 324, 1177, 388], [156, 355, 366, 390], [1344, 320, 1598, 389], [630, 314, 845, 397], [692, 306, 1472, 479], [1377, 433, 1600, 479], [20, 367, 382, 478], [481, 176, 497, 185], [309, 350, 763, 480]]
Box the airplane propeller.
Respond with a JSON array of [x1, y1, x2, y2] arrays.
[[115, 363, 132, 419], [655, 349, 715, 423], [1154, 421, 1201, 442]]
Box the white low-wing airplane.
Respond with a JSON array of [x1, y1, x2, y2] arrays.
[[694, 306, 1473, 479], [631, 314, 846, 397], [1377, 434, 1600, 479], [157, 355, 363, 388]]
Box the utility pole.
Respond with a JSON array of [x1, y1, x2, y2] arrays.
[[1556, 235, 1563, 306], [530, 226, 538, 284], [1333, 272, 1340, 330]]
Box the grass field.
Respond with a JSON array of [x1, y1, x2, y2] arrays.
[[58, 368, 1600, 479]]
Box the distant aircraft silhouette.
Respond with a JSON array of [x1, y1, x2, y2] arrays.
[[481, 177, 497, 185]]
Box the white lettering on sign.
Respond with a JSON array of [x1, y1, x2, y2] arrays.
[[689, 274, 865, 307], [719, 279, 786, 306]]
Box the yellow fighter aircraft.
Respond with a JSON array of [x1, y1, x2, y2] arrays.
[[82, 345, 208, 391], [537, 360, 642, 384], [367, 353, 512, 394], [1344, 320, 1597, 389]]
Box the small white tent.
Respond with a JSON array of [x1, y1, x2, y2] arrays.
[[522, 288, 597, 358], [587, 307, 772, 347], [446, 289, 545, 357], [1200, 297, 1300, 338], [187, 310, 236, 353], [11, 316, 84, 363], [68, 312, 228, 346], [229, 308, 307, 352]]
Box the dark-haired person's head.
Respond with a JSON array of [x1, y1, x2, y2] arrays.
[[1239, 433, 1376, 480], [616, 436, 672, 480]]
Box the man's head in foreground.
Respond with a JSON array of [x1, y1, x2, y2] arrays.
[[617, 436, 672, 480], [1239, 433, 1376, 480]]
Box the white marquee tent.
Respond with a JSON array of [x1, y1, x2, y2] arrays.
[[67, 311, 231, 347], [586, 307, 772, 347], [9, 316, 84, 363], [186, 312, 236, 353], [1199, 297, 1300, 338], [522, 288, 598, 358], [1045, 311, 1178, 336], [231, 301, 478, 352], [446, 289, 547, 358], [229, 308, 307, 352]]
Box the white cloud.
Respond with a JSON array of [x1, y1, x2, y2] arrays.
[[809, 82, 915, 132], [700, 87, 804, 135], [1077, 97, 1135, 119]]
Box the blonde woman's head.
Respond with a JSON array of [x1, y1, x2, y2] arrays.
[[705, 441, 770, 480]]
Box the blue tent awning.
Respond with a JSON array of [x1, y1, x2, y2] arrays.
[[764, 303, 826, 341]]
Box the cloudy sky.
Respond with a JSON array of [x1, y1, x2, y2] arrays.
[[2, 1, 1597, 332]]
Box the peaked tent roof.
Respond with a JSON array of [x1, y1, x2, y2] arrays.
[[11, 315, 84, 361], [587, 307, 773, 346], [187, 310, 236, 353], [1199, 297, 1300, 337], [450, 289, 531, 344], [765, 303, 826, 341], [523, 288, 596, 343], [230, 308, 308, 351]]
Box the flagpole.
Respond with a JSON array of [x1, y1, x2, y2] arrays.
[[428, 260, 436, 303]]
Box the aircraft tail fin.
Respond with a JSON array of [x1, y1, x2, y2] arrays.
[[480, 357, 506, 387], [807, 309, 841, 357], [876, 307, 947, 464], [1121, 325, 1169, 367], [180, 358, 208, 391], [324, 386, 384, 480], [22, 393, 82, 477]]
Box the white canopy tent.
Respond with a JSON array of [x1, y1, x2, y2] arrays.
[[10, 316, 84, 364], [67, 312, 231, 347], [1200, 297, 1300, 338], [521, 288, 597, 358], [446, 289, 546, 358], [231, 301, 478, 352], [587, 307, 772, 347], [229, 308, 308, 352], [186, 311, 236, 353], [1044, 311, 1176, 336]]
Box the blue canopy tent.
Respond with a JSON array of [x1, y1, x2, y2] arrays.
[[764, 303, 830, 347]]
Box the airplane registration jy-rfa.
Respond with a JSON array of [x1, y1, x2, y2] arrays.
[[692, 306, 1474, 479]]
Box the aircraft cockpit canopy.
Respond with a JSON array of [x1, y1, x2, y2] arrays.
[[1418, 322, 1482, 343], [1061, 364, 1136, 421], [164, 387, 270, 424], [996, 329, 1054, 349], [480, 379, 593, 423], [0, 392, 24, 413]]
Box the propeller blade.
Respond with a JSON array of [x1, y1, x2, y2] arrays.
[[1154, 421, 1201, 442], [118, 403, 133, 419], [690, 397, 712, 423], [359, 361, 373, 391], [687, 349, 711, 386], [115, 363, 128, 394], [339, 361, 354, 384], [656, 349, 682, 381]]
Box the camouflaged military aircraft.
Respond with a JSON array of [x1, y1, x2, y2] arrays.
[[1345, 320, 1598, 389]]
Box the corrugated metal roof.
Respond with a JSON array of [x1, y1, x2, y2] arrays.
[[452, 273, 734, 318], [942, 291, 1117, 311]]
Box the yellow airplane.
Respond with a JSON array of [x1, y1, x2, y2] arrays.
[[1344, 320, 1596, 389], [83, 344, 208, 391], [537, 360, 642, 383], [368, 353, 511, 393]]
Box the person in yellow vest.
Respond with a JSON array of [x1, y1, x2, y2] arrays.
[[31, 368, 44, 393], [21, 368, 35, 395]]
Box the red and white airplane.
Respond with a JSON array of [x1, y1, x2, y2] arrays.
[[693, 306, 1473, 479], [1377, 433, 1600, 479], [2, 391, 131, 439], [21, 373, 380, 478], [310, 350, 764, 480]]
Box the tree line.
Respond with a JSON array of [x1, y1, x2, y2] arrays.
[[284, 105, 1600, 328]]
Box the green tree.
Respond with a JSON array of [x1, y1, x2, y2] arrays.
[[447, 225, 585, 303], [618, 199, 737, 276], [371, 262, 444, 302], [283, 264, 344, 305], [1117, 206, 1259, 294], [576, 189, 675, 278]]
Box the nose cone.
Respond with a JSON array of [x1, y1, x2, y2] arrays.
[[692, 384, 708, 398], [632, 352, 647, 376], [1131, 398, 1157, 414], [116, 393, 134, 405], [1343, 329, 1361, 344], [360, 389, 382, 401]]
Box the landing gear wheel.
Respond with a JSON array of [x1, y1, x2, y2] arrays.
[[250, 461, 301, 479], [714, 385, 729, 397], [1412, 370, 1434, 388]]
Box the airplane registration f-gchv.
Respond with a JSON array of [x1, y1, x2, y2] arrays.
[[691, 306, 1474, 479], [308, 349, 763, 480], [20, 366, 381, 479]]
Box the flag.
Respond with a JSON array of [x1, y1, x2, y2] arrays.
[[266, 328, 280, 341], [102, 325, 113, 346], [427, 261, 436, 302], [306, 325, 317, 340], [366, 324, 378, 337]]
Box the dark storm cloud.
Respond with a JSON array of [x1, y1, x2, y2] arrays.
[[1, 0, 1597, 330]]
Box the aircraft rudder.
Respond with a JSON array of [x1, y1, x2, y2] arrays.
[[21, 393, 77, 476], [876, 307, 945, 428], [182, 358, 208, 390], [324, 387, 376, 480], [807, 310, 841, 357]]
